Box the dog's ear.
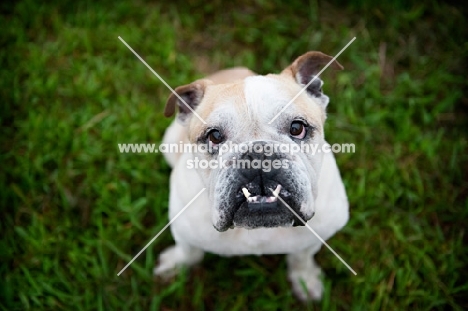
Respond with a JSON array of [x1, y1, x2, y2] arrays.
[[164, 79, 210, 120], [282, 51, 343, 107]]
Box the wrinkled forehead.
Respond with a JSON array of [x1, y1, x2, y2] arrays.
[[189, 75, 324, 139]]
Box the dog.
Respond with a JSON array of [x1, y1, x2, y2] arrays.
[[153, 51, 349, 301]]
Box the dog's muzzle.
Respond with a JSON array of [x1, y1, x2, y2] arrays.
[[225, 141, 309, 230]]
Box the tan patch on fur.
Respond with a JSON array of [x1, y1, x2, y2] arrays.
[[188, 81, 248, 141], [206, 67, 256, 85], [187, 72, 329, 141]]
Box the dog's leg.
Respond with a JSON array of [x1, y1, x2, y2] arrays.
[[153, 243, 204, 279], [287, 244, 323, 301]]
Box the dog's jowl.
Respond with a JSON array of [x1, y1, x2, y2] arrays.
[[154, 52, 349, 302]]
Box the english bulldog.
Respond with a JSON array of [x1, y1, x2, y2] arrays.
[[154, 51, 349, 301]]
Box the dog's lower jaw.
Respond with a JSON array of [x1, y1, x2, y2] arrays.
[[213, 208, 310, 232], [214, 192, 311, 232]]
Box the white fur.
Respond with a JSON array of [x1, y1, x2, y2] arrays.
[[154, 71, 349, 302]]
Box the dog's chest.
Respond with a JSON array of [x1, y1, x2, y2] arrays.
[[173, 219, 319, 256]]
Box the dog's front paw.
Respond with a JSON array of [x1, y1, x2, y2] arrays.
[[154, 244, 204, 280], [288, 266, 323, 302], [153, 245, 180, 280]]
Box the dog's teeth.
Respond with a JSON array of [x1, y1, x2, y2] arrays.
[[242, 187, 251, 199], [272, 184, 282, 197], [248, 195, 263, 203], [247, 196, 257, 203], [265, 196, 277, 203]]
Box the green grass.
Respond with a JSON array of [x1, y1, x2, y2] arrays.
[[1, 0, 467, 310]]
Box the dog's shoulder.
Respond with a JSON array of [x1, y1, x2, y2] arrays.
[[161, 120, 187, 168]]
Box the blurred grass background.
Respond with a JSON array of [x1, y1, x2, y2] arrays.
[[1, 0, 467, 310]]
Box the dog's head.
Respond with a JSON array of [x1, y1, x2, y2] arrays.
[[164, 52, 343, 231]]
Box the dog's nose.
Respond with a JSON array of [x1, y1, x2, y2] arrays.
[[237, 141, 281, 181]]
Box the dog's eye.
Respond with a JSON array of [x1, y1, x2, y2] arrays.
[[290, 121, 307, 139], [208, 129, 223, 144]]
